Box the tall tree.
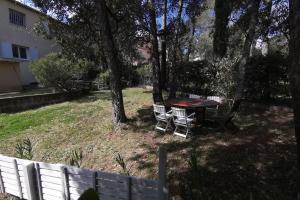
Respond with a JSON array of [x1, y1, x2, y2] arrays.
[[95, 0, 127, 124], [213, 0, 233, 57], [235, 0, 261, 100], [149, 0, 163, 103], [186, 0, 205, 61], [32, 0, 129, 125], [160, 0, 168, 89], [261, 0, 273, 56], [168, 0, 184, 99], [289, 0, 300, 167]]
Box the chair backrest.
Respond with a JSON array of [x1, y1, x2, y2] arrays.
[[171, 107, 187, 118], [153, 104, 167, 120], [216, 99, 234, 116], [189, 94, 206, 99], [207, 96, 224, 103]]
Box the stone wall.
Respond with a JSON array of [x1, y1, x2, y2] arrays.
[[0, 92, 69, 113]]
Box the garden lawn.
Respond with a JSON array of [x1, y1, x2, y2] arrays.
[[0, 87, 299, 200]]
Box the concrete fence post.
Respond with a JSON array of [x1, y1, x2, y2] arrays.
[[158, 146, 168, 200], [0, 169, 5, 193], [13, 159, 23, 199], [60, 166, 68, 200], [23, 163, 38, 200]]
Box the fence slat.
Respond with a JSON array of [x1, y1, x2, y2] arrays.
[[13, 159, 23, 199], [43, 193, 63, 200], [0, 161, 14, 169], [69, 173, 93, 185], [68, 179, 93, 189], [41, 176, 62, 185], [0, 166, 15, 174], [4, 187, 19, 196], [40, 168, 62, 178]]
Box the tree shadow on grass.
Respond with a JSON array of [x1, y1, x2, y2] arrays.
[[127, 106, 156, 133], [128, 104, 299, 200], [72, 91, 112, 103]]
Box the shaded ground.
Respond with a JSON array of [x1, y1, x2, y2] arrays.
[[0, 88, 54, 99], [0, 88, 298, 199]]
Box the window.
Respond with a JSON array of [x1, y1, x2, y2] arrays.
[[9, 9, 26, 26], [12, 45, 28, 59]]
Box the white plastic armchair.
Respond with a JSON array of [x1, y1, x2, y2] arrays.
[[189, 94, 206, 99], [153, 104, 172, 132], [207, 96, 224, 103], [206, 98, 234, 125], [171, 107, 195, 138], [206, 96, 225, 119]]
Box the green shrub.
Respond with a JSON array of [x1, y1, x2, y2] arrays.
[[245, 53, 289, 101], [68, 149, 84, 168], [30, 53, 93, 93], [15, 138, 33, 160], [136, 64, 152, 86]]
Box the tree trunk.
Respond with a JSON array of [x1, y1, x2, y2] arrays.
[[261, 0, 273, 100], [168, 0, 184, 99], [149, 0, 163, 103], [160, 0, 167, 90], [213, 0, 232, 57], [186, 17, 196, 62], [261, 0, 273, 56], [289, 0, 300, 168], [235, 0, 261, 100], [95, 0, 127, 125]]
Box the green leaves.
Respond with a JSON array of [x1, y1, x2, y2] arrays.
[[15, 138, 34, 160], [30, 53, 93, 93], [69, 149, 84, 168]]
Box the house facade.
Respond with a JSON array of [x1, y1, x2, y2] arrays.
[[0, 0, 60, 93]]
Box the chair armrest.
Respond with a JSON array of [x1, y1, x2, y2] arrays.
[[188, 113, 196, 118], [166, 110, 172, 114]]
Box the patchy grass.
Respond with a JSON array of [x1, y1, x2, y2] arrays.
[[0, 87, 298, 200]]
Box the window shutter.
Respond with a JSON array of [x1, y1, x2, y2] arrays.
[[29, 48, 39, 60], [0, 41, 13, 58]]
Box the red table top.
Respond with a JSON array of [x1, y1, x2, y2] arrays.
[[167, 98, 219, 108]]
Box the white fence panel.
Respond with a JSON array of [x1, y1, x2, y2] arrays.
[[0, 155, 32, 199], [0, 146, 168, 200], [35, 162, 66, 200]]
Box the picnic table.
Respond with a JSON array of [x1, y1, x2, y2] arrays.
[[166, 98, 220, 123]]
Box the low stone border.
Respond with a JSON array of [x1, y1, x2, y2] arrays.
[[0, 92, 70, 113]]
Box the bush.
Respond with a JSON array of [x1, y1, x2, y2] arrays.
[[96, 64, 151, 90], [245, 53, 289, 101], [30, 53, 93, 93], [136, 64, 152, 86], [176, 60, 216, 95]]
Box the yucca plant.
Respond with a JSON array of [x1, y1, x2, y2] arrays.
[[114, 152, 130, 176], [69, 149, 84, 167], [15, 138, 33, 160]]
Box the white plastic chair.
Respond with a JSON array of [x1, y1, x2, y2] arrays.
[[189, 94, 206, 99], [153, 104, 172, 132], [171, 107, 195, 138], [206, 98, 234, 122], [205, 96, 224, 118], [206, 96, 224, 103]]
